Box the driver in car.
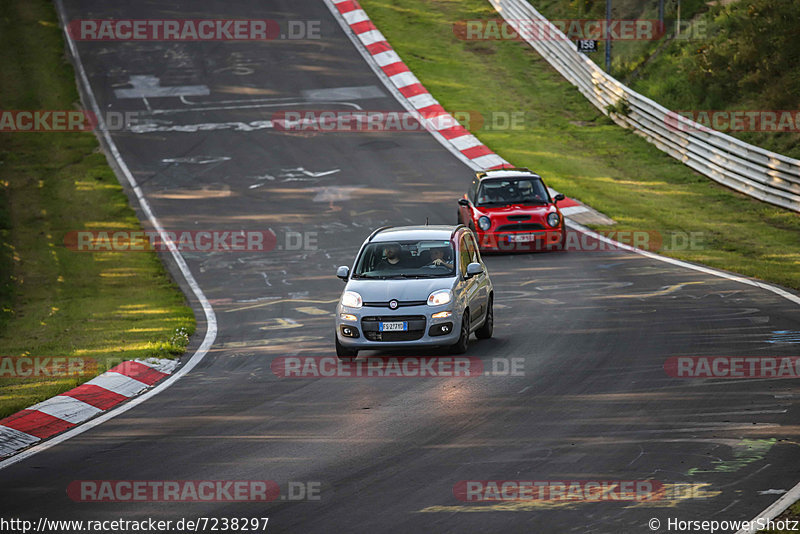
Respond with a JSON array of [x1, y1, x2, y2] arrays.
[[376, 243, 404, 269], [519, 180, 544, 202], [428, 247, 453, 269]]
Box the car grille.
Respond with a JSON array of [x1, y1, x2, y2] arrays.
[[363, 300, 426, 308], [361, 315, 427, 341], [507, 215, 531, 221], [495, 223, 545, 232]]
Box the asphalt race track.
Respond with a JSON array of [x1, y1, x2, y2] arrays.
[[2, 1, 799, 532]]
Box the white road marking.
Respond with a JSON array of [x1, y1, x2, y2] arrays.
[[114, 75, 209, 99], [133, 121, 275, 134], [302, 85, 385, 101], [162, 156, 231, 165], [150, 100, 363, 115], [311, 186, 364, 202], [567, 219, 800, 307]]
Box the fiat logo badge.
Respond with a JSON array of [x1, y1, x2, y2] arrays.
[[389, 299, 399, 309]]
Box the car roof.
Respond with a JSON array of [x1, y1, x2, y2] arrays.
[[370, 225, 460, 243], [477, 167, 541, 180]]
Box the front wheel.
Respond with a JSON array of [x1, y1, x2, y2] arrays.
[[450, 310, 470, 354], [475, 296, 493, 339], [336, 335, 358, 359]]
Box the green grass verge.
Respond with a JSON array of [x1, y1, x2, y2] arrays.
[[0, 0, 195, 419], [358, 0, 800, 290], [626, 0, 800, 159], [533, 0, 709, 80], [534, 0, 800, 159]]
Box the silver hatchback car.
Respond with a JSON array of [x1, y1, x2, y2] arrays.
[[334, 225, 494, 358]]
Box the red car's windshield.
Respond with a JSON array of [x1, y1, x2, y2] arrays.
[[476, 178, 550, 206]]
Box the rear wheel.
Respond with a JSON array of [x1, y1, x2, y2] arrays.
[[475, 296, 493, 339], [450, 310, 470, 354], [336, 335, 358, 359]]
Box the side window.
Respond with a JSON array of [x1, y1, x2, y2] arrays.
[[469, 179, 479, 202], [465, 234, 479, 264], [459, 235, 471, 274]]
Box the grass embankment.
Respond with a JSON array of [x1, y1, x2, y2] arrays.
[[533, 0, 708, 79], [627, 0, 800, 159], [535, 0, 800, 159], [357, 0, 800, 290], [0, 0, 195, 419]]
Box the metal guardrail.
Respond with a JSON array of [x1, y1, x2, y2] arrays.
[[488, 0, 800, 212]]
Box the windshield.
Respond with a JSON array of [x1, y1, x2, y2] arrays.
[[476, 178, 550, 206], [353, 240, 456, 278]]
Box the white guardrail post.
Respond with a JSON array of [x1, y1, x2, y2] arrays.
[[488, 0, 800, 212]]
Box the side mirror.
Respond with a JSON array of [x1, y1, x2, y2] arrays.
[[336, 266, 350, 281], [465, 262, 483, 278], [458, 198, 470, 207], [553, 193, 565, 203]]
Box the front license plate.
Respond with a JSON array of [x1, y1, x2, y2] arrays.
[[509, 233, 537, 242], [379, 321, 407, 332]]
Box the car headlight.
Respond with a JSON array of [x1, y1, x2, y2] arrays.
[[341, 291, 363, 309], [478, 216, 491, 231], [427, 289, 452, 306], [547, 212, 560, 228]]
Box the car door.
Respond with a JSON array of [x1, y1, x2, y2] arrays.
[[464, 232, 489, 323], [459, 232, 486, 328]]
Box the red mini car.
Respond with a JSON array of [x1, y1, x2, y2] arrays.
[[456, 168, 566, 252]]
